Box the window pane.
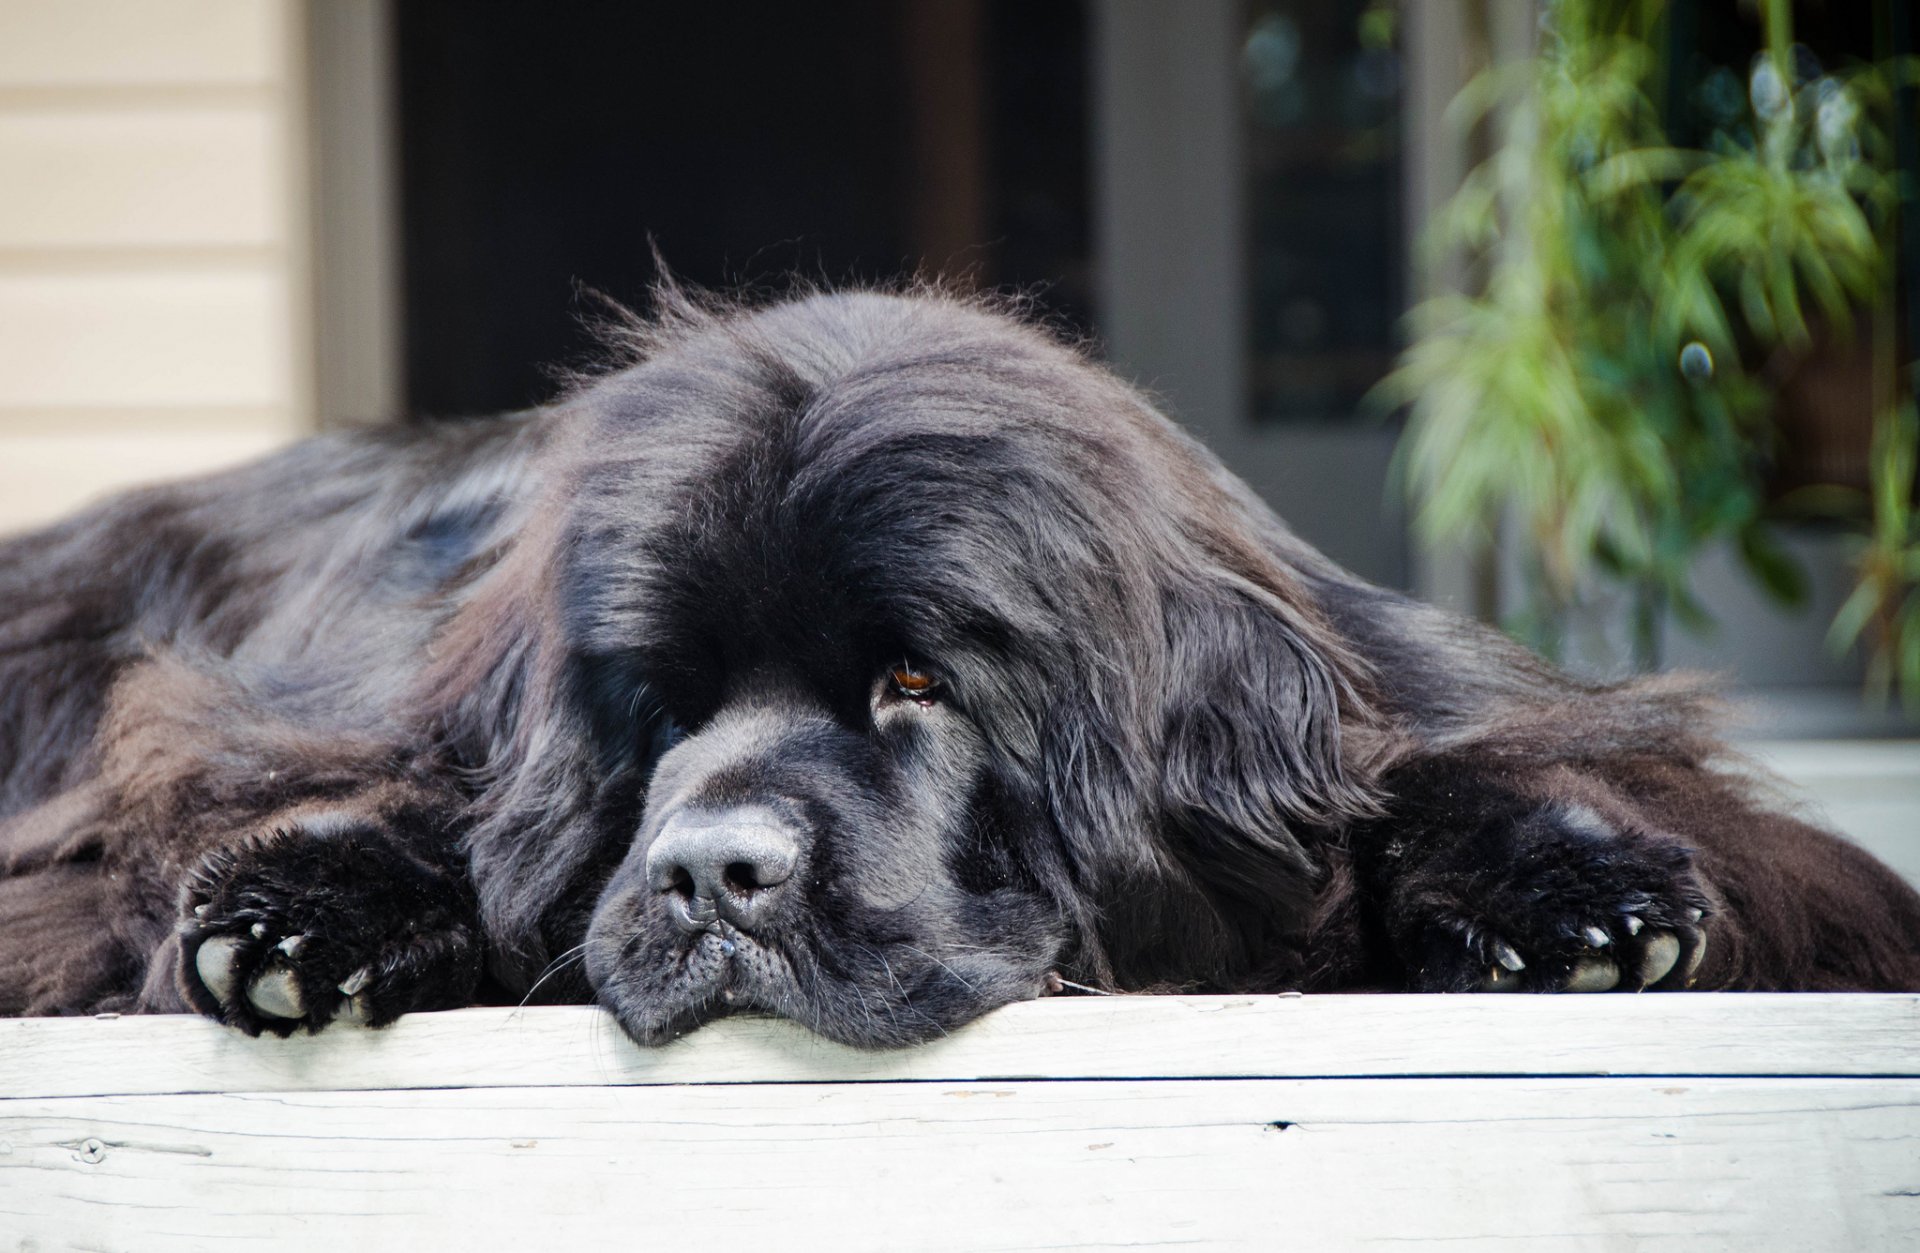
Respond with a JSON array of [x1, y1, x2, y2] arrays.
[[1243, 2, 1403, 424]]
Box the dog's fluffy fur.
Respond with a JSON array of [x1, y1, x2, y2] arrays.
[[1, 286, 1916, 1044]]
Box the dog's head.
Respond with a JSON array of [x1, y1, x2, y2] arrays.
[[447, 289, 1379, 1046]]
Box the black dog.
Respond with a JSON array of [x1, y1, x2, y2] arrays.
[[2, 285, 1916, 1045]]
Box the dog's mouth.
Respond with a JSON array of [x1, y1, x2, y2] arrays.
[[582, 858, 1074, 1048], [596, 920, 905, 1048], [623, 925, 788, 1038], [588, 912, 1060, 1049]]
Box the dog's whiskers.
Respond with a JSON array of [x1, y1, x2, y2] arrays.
[[515, 941, 592, 1011], [899, 944, 977, 995]]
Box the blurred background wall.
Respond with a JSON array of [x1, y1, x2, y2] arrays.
[[0, 0, 1911, 739], [0, 0, 309, 530]]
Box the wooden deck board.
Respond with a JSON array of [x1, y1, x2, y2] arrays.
[[2, 996, 1916, 1250], [0, 994, 1914, 1099]]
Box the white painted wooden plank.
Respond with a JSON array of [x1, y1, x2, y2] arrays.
[[0, 428, 293, 533], [0, 1078, 1913, 1251], [0, 270, 289, 408], [3, 995, 1915, 1100], [0, 0, 281, 88], [0, 109, 277, 249]]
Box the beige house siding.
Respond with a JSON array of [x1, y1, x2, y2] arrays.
[[0, 0, 311, 534]]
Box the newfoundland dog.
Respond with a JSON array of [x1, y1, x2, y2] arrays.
[[1, 285, 1916, 1045]]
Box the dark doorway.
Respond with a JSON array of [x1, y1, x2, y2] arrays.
[[395, 1, 1090, 417]]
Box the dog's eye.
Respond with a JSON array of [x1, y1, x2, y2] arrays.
[[885, 662, 943, 705]]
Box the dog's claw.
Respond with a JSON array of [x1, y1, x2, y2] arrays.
[[1581, 925, 1610, 948], [275, 933, 308, 960], [1492, 941, 1526, 972], [1681, 929, 1707, 980], [246, 963, 305, 1020], [194, 936, 244, 1006], [1564, 958, 1621, 993], [1624, 914, 1645, 936], [337, 966, 372, 997], [1638, 932, 1681, 987]]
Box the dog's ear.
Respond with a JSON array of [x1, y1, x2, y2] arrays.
[[413, 516, 633, 992], [1151, 573, 1375, 898], [1033, 565, 1378, 970]]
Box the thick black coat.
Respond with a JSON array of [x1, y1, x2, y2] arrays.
[[2, 288, 1916, 1044]]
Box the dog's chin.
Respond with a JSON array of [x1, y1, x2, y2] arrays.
[[587, 927, 759, 1045], [588, 921, 1055, 1050], [587, 927, 855, 1048]]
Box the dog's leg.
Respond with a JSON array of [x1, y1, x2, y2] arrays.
[[162, 784, 484, 1034], [28, 656, 490, 1030], [1344, 755, 1715, 993]]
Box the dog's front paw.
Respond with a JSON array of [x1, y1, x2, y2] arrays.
[[1390, 802, 1712, 994], [178, 819, 482, 1035]]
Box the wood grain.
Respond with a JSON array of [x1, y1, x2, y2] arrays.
[[1, 1077, 1914, 1250], [2, 994, 1915, 1100]]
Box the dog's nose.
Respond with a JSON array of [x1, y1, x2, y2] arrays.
[[645, 807, 801, 933]]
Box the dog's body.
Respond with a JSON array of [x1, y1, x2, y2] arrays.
[[2, 288, 1916, 1043]]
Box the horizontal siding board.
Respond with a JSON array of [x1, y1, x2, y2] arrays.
[[2, 995, 1916, 1099], [0, 109, 277, 248], [2, 1077, 1915, 1250], [0, 428, 291, 533], [0, 270, 289, 408], [0, 0, 280, 88], [0, 404, 288, 434]]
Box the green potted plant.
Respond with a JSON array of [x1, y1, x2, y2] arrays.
[[1387, 0, 1916, 705]]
